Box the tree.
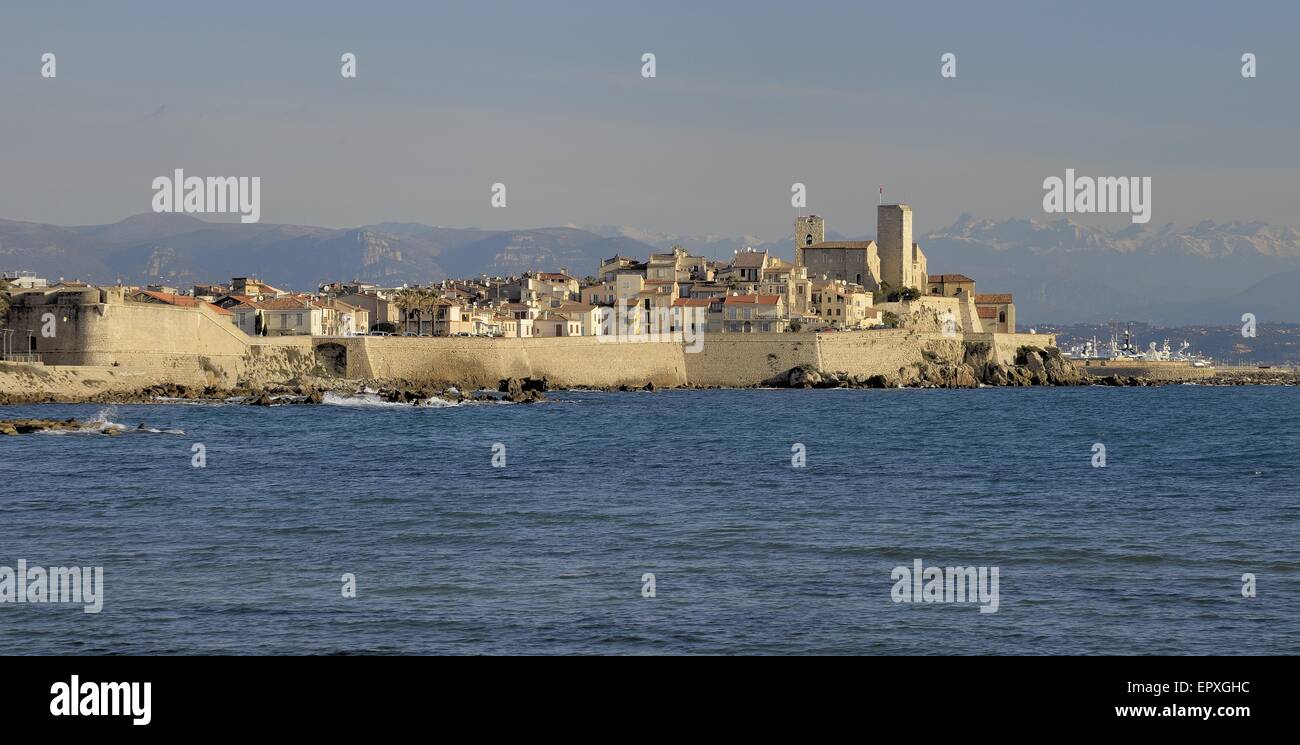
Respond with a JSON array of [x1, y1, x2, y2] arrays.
[[876, 281, 891, 302], [900, 286, 922, 302], [788, 318, 803, 332], [394, 288, 433, 333], [881, 311, 900, 328]]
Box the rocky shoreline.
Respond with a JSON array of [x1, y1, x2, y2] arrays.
[[0, 418, 184, 436], [1, 349, 1297, 407]]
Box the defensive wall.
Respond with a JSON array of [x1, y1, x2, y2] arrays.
[[2, 294, 1061, 395]]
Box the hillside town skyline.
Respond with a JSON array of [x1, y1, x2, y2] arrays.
[[2, 204, 1020, 345], [4, 206, 1300, 327]]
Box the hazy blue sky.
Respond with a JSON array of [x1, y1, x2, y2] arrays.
[[2, 0, 1297, 238]]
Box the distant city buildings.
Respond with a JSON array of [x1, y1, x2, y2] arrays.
[[2, 204, 1015, 341]]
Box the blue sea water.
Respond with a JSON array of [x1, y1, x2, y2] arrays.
[[1, 386, 1297, 655]]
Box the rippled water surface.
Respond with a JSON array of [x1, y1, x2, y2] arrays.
[[2, 386, 1297, 654]]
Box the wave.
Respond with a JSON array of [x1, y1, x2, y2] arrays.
[[320, 392, 473, 409], [36, 409, 185, 436]]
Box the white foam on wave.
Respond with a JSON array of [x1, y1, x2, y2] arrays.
[[33, 406, 184, 435], [319, 390, 506, 405], [88, 406, 128, 432], [320, 392, 471, 409]]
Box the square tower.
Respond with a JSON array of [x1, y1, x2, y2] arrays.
[[794, 215, 825, 266], [877, 204, 913, 291]]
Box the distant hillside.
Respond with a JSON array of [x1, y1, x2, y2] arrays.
[[0, 215, 658, 290], [5, 212, 1300, 324], [585, 216, 1300, 325], [920, 216, 1300, 325]]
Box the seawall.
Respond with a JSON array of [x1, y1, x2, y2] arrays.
[[1, 297, 1066, 400], [1078, 359, 1216, 381]]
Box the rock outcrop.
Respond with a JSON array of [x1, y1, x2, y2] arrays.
[[498, 377, 548, 403], [760, 345, 1083, 390]]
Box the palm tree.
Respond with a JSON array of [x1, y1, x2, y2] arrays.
[[394, 288, 429, 334]]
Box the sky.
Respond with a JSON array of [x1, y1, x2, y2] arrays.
[[1, 0, 1298, 239]]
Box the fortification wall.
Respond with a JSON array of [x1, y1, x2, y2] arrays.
[[3, 297, 1065, 398], [683, 333, 820, 386], [522, 337, 686, 388], [7, 300, 251, 386], [337, 336, 688, 388], [817, 330, 953, 375], [876, 296, 985, 334]]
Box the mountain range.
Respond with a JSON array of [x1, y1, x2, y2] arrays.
[[3, 212, 1299, 325]]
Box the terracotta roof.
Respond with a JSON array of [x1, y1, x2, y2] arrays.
[[134, 290, 232, 315], [730, 251, 768, 268], [929, 274, 975, 283], [538, 272, 576, 281], [975, 293, 1013, 304], [551, 302, 596, 313], [255, 297, 318, 311], [672, 298, 712, 307], [977, 307, 998, 319], [723, 294, 782, 305]]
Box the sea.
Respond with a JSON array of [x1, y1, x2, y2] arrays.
[[1, 386, 1297, 655]]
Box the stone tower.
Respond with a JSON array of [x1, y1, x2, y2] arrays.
[[794, 215, 825, 266], [877, 204, 913, 291]]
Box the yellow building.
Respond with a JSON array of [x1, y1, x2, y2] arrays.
[[810, 279, 878, 329]]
